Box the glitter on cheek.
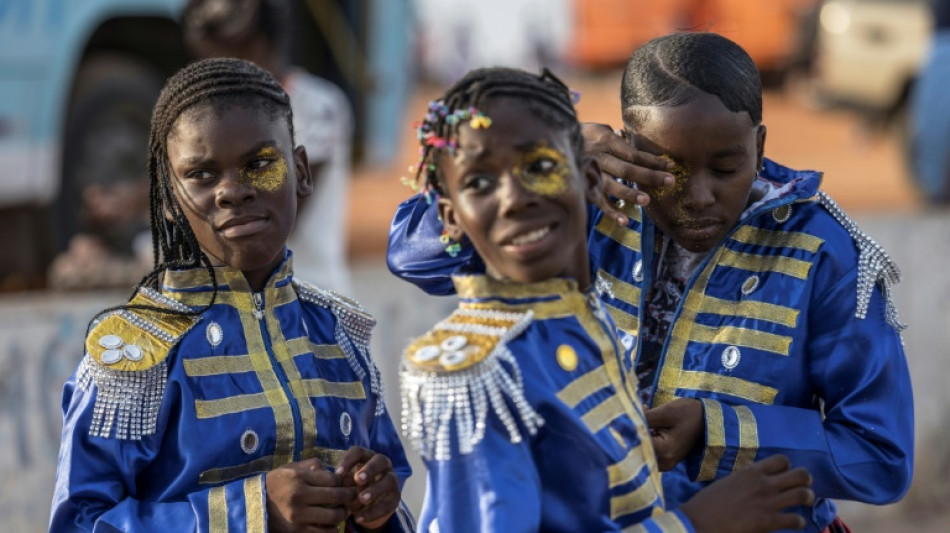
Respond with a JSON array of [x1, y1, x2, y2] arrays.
[[240, 147, 287, 192], [514, 144, 570, 197], [645, 154, 693, 225]]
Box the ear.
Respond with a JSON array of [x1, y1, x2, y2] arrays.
[[293, 145, 313, 198], [580, 155, 603, 206], [437, 194, 465, 242], [755, 124, 767, 172]]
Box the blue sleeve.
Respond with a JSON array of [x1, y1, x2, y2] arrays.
[[688, 274, 914, 504], [50, 378, 268, 532], [386, 194, 479, 296], [364, 386, 416, 532]]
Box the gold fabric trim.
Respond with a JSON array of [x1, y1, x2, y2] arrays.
[[262, 281, 319, 459], [594, 216, 642, 253], [195, 392, 271, 418], [609, 426, 627, 449], [678, 371, 778, 405], [461, 298, 577, 320], [302, 378, 367, 399], [718, 248, 813, 280], [698, 399, 725, 482], [172, 290, 239, 308], [226, 271, 295, 464], [608, 449, 648, 489], [730, 225, 824, 253], [305, 446, 346, 466], [184, 355, 256, 376], [453, 275, 578, 300], [286, 337, 346, 360], [688, 294, 799, 328], [732, 405, 759, 471], [244, 475, 266, 533], [598, 269, 642, 306], [605, 304, 640, 335], [208, 485, 228, 533], [619, 511, 691, 533], [581, 394, 626, 434], [556, 365, 610, 408], [164, 266, 232, 291], [689, 323, 792, 355], [200, 456, 274, 484], [610, 479, 660, 520]]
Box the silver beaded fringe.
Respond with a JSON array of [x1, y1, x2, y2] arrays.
[[818, 192, 905, 331], [400, 311, 544, 461], [77, 355, 167, 440], [295, 280, 386, 416]]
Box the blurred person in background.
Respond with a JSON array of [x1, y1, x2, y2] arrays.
[[185, 0, 355, 293], [910, 0, 950, 205]]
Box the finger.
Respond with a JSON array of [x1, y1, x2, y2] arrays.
[[356, 471, 399, 505], [353, 491, 399, 525], [596, 152, 674, 190], [299, 486, 359, 508], [335, 446, 373, 477], [354, 454, 393, 487], [286, 503, 349, 527], [299, 468, 342, 488], [771, 486, 816, 510], [601, 177, 651, 205], [751, 454, 792, 475], [770, 467, 813, 492], [644, 404, 678, 429], [594, 194, 631, 227], [770, 511, 807, 532]]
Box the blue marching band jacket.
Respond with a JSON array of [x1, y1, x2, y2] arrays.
[[51, 255, 415, 532], [389, 159, 914, 533], [401, 275, 694, 532]]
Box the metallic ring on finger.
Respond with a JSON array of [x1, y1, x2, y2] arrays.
[[616, 199, 626, 208]]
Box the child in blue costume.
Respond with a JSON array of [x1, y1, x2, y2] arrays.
[[399, 66, 814, 533], [389, 33, 914, 533], [50, 58, 414, 533]]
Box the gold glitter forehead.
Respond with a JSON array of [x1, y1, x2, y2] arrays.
[[514, 143, 571, 197], [240, 146, 287, 192]]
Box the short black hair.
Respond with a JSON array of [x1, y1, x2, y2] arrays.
[[621, 32, 762, 129], [414, 67, 582, 195]]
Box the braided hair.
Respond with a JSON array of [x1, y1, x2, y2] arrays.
[[413, 67, 582, 196], [621, 32, 762, 129], [97, 57, 294, 323]]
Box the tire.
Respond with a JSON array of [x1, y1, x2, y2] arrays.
[[56, 53, 164, 253]]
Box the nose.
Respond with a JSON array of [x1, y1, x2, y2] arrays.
[[498, 172, 538, 217], [215, 171, 256, 207], [680, 170, 715, 211]]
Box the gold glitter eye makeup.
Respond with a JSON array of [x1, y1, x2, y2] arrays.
[[240, 146, 287, 192], [515, 143, 570, 197]]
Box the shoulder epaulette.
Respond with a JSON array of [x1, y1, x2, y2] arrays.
[[400, 307, 544, 461], [817, 191, 905, 331], [293, 280, 386, 415], [78, 287, 197, 440]]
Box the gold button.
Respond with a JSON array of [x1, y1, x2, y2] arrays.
[[556, 344, 578, 371]]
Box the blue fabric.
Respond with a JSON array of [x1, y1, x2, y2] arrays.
[[50, 255, 413, 532], [388, 159, 915, 533], [411, 276, 695, 533], [910, 30, 950, 203]]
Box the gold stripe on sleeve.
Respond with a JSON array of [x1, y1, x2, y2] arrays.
[[732, 405, 760, 471], [208, 485, 228, 533], [697, 399, 725, 482], [244, 475, 266, 532]]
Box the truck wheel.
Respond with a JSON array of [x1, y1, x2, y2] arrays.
[[56, 53, 164, 253]]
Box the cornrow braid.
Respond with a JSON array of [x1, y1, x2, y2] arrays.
[[621, 32, 762, 129], [91, 58, 294, 327], [412, 67, 582, 196]]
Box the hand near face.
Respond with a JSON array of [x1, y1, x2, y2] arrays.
[[264, 458, 355, 533], [680, 454, 815, 533], [335, 446, 401, 531], [644, 398, 705, 471], [580, 122, 675, 225]]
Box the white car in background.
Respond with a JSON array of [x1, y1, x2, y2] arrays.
[[812, 0, 932, 128]]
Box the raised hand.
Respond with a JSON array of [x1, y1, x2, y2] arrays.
[[581, 122, 675, 225], [681, 454, 815, 533], [645, 397, 705, 471], [265, 458, 356, 533], [335, 446, 401, 531]]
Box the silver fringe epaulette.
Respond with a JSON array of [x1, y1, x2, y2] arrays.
[[400, 308, 544, 461], [78, 287, 197, 440], [818, 191, 906, 331], [293, 280, 386, 415]]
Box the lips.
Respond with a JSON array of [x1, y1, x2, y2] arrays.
[[500, 223, 556, 256], [674, 219, 722, 241], [217, 215, 269, 238]]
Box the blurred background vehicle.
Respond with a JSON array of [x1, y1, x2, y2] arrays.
[[810, 0, 932, 145], [0, 0, 410, 291]]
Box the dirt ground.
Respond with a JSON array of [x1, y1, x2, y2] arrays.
[[345, 70, 924, 260]]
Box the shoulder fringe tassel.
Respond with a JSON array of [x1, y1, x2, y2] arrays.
[[295, 280, 386, 416], [818, 191, 905, 331], [400, 311, 544, 461], [77, 356, 168, 440]]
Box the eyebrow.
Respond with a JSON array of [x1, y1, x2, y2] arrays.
[[178, 140, 280, 166]]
